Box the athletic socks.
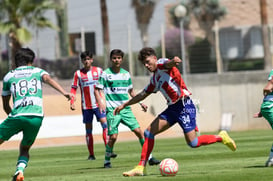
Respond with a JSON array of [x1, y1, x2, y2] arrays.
[[104, 144, 113, 162], [138, 137, 155, 166], [15, 156, 28, 174], [86, 133, 94, 156], [139, 137, 153, 160], [196, 135, 222, 147], [102, 128, 108, 146]]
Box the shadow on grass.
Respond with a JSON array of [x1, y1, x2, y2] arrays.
[[244, 165, 266, 168]]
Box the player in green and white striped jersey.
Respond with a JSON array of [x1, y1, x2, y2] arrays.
[[0, 48, 73, 181], [95, 49, 160, 168], [254, 69, 273, 167]]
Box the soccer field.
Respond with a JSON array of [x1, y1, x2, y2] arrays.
[[0, 130, 272, 181]]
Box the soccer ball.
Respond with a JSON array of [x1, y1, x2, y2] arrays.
[[159, 158, 179, 176]]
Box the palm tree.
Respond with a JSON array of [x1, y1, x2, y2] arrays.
[[100, 0, 110, 68], [169, 0, 226, 45], [0, 0, 58, 69], [169, 0, 226, 73], [260, 0, 271, 71], [131, 0, 156, 47], [55, 0, 69, 58]]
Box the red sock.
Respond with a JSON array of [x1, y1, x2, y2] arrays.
[[138, 137, 154, 166], [196, 135, 222, 147], [86, 134, 94, 156], [102, 128, 108, 146], [195, 126, 199, 132]]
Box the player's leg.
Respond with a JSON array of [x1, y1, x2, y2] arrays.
[[122, 109, 160, 165], [184, 129, 223, 147], [12, 116, 42, 181], [104, 133, 118, 168], [123, 116, 170, 176], [260, 104, 273, 166], [94, 108, 108, 146], [131, 127, 160, 165], [82, 109, 95, 160], [104, 112, 120, 168], [13, 144, 31, 181], [99, 118, 108, 146], [180, 98, 236, 151], [85, 122, 95, 160], [95, 108, 117, 158]]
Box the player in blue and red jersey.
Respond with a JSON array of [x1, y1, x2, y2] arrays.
[[114, 47, 237, 176], [70, 51, 116, 160]]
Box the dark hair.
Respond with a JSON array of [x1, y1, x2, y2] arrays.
[[110, 49, 124, 59], [138, 47, 156, 62], [80, 50, 93, 60], [15, 47, 35, 67]]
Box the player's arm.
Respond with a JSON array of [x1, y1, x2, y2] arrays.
[[114, 90, 150, 115], [263, 78, 273, 96], [94, 87, 106, 113], [164, 56, 181, 69], [70, 72, 78, 110], [2, 95, 11, 115], [253, 112, 263, 118], [128, 88, 148, 112], [42, 74, 73, 101], [70, 87, 77, 110]]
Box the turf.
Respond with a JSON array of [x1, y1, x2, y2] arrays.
[[0, 130, 273, 181]]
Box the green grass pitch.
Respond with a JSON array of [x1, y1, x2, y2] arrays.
[[1, 130, 273, 181]]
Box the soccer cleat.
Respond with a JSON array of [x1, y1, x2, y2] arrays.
[[104, 162, 112, 168], [148, 157, 161, 166], [12, 172, 24, 181], [123, 165, 147, 177], [219, 130, 236, 151], [265, 157, 273, 167], [110, 152, 117, 158], [87, 155, 96, 160]]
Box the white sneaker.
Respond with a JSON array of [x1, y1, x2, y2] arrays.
[[265, 157, 273, 167]]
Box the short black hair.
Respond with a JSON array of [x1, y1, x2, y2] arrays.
[[110, 49, 124, 59], [80, 51, 93, 60], [138, 47, 156, 62], [15, 47, 35, 67]]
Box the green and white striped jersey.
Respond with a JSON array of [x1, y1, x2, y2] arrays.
[[1, 66, 49, 117], [96, 68, 133, 112]]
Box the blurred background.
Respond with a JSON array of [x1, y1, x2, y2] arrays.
[[1, 0, 273, 79], [1, 0, 273, 133]]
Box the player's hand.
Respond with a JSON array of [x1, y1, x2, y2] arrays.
[[99, 107, 106, 114], [263, 89, 272, 96], [70, 103, 75, 111], [253, 112, 263, 118], [64, 93, 74, 101], [97, 99, 106, 113], [114, 105, 124, 115], [173, 56, 182, 66], [139, 103, 148, 112]]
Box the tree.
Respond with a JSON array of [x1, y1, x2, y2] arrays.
[[0, 0, 58, 69], [100, 0, 110, 68], [169, 0, 227, 73], [131, 0, 156, 47], [55, 0, 69, 58], [170, 0, 226, 45], [260, 0, 272, 71]]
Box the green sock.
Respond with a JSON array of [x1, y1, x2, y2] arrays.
[[16, 156, 28, 173], [139, 138, 145, 146], [105, 144, 113, 162]]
